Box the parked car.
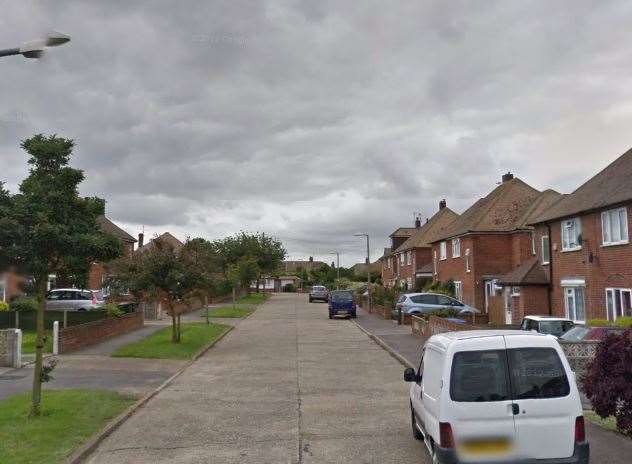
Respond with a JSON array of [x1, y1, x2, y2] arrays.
[[520, 315, 575, 337], [404, 330, 589, 464], [309, 285, 329, 303], [560, 325, 625, 342], [45, 288, 103, 311], [393, 292, 479, 318], [328, 290, 356, 319]]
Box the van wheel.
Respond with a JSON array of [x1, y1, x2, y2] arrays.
[[410, 405, 423, 440]]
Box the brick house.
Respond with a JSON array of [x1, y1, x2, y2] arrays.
[[530, 148, 632, 323], [381, 226, 417, 288], [390, 200, 458, 291], [430, 173, 562, 324]]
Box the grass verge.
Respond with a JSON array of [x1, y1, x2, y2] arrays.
[[0, 389, 135, 464], [236, 292, 270, 305], [22, 330, 53, 354], [111, 322, 230, 360], [201, 305, 254, 318], [584, 410, 621, 434]]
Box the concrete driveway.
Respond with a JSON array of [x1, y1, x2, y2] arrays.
[[86, 293, 427, 463]]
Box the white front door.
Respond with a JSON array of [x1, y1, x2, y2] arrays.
[[484, 280, 494, 313], [504, 287, 513, 324]]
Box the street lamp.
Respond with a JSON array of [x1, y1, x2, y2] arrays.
[[329, 251, 340, 289], [353, 233, 371, 312], [0, 32, 71, 60]]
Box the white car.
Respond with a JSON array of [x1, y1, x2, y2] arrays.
[[404, 330, 589, 463], [45, 288, 103, 311], [520, 315, 575, 337], [395, 292, 479, 316]]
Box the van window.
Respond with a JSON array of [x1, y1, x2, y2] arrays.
[[538, 321, 574, 337], [450, 350, 510, 402], [508, 348, 570, 399], [422, 348, 443, 399]]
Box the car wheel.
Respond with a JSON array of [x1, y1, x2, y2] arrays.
[[309, 298, 313, 303], [350, 312, 357, 319], [411, 405, 423, 440], [328, 312, 333, 319], [78, 308, 86, 312]]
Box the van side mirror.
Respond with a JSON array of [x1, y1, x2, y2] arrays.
[[404, 367, 417, 382]]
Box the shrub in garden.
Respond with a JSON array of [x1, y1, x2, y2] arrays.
[[581, 329, 632, 436], [615, 316, 632, 328], [587, 318, 611, 327], [283, 283, 296, 293], [9, 296, 39, 312], [102, 303, 124, 318], [0, 301, 9, 311]]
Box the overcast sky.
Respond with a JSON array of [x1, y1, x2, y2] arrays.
[[2, 1, 632, 266]]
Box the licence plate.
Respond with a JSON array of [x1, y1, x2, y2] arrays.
[[459, 438, 512, 455], [337, 310, 347, 315]]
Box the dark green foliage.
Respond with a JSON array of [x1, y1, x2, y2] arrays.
[[283, 283, 296, 292], [372, 286, 399, 309], [9, 296, 39, 312], [423, 279, 456, 297], [101, 303, 124, 318]]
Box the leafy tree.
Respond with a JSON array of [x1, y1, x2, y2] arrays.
[[181, 238, 221, 324], [581, 329, 632, 435], [110, 236, 204, 343], [0, 134, 122, 416]]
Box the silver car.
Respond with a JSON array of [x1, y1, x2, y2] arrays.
[[309, 285, 329, 303], [394, 292, 479, 316], [45, 288, 103, 311]]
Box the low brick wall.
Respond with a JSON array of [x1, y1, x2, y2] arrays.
[[374, 304, 391, 320], [0, 328, 21, 367], [59, 311, 144, 353]]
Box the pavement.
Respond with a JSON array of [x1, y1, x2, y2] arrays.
[[354, 305, 632, 464], [86, 293, 427, 463]]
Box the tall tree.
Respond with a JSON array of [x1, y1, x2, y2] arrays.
[[0, 134, 122, 416], [181, 238, 221, 324]]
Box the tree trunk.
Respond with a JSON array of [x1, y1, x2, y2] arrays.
[[256, 275, 260, 293], [170, 302, 178, 343], [232, 287, 236, 309], [205, 295, 209, 325], [176, 313, 181, 342], [30, 276, 47, 417]]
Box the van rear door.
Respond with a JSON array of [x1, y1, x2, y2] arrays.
[[446, 336, 517, 461], [504, 336, 577, 460]]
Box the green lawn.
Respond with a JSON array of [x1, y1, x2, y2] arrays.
[[236, 293, 270, 305], [111, 322, 231, 360], [0, 389, 135, 464], [22, 330, 53, 354], [201, 305, 254, 318], [584, 410, 620, 434]]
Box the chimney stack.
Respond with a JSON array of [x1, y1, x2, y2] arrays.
[[138, 232, 144, 249], [415, 215, 421, 228], [502, 172, 514, 183], [439, 199, 447, 210], [309, 256, 313, 262]]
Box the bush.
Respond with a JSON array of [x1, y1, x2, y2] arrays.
[[581, 329, 632, 436], [0, 301, 9, 311], [283, 283, 296, 293], [10, 296, 39, 312], [101, 303, 124, 318], [587, 318, 611, 327], [372, 286, 399, 309], [615, 316, 632, 328], [423, 280, 455, 297]]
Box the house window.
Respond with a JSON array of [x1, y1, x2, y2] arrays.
[[561, 217, 582, 251], [541, 236, 550, 264], [400, 253, 404, 265], [564, 286, 585, 322], [511, 286, 521, 297], [439, 241, 447, 260], [0, 275, 5, 302], [602, 207, 628, 246], [531, 232, 536, 255], [454, 281, 463, 301], [452, 238, 461, 258], [606, 288, 632, 321], [465, 248, 471, 272], [406, 251, 412, 265], [433, 251, 438, 275]]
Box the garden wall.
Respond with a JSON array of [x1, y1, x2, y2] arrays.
[[559, 341, 599, 375], [0, 310, 106, 330], [59, 311, 144, 353]]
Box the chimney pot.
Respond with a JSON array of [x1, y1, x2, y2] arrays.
[[138, 232, 144, 249], [439, 199, 447, 209], [415, 216, 421, 228], [309, 256, 313, 262], [502, 172, 514, 183]]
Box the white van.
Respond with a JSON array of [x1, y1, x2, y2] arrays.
[[404, 330, 589, 463]]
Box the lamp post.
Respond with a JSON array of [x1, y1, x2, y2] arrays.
[[353, 233, 371, 312], [330, 251, 340, 289], [0, 32, 70, 60]]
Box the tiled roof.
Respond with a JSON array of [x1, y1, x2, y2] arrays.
[[389, 227, 417, 238], [378, 247, 392, 260], [394, 208, 459, 253], [497, 257, 549, 286], [432, 178, 562, 241], [137, 232, 183, 253], [97, 216, 136, 243], [532, 147, 632, 223]]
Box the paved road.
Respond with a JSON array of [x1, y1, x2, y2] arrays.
[[87, 293, 427, 463]]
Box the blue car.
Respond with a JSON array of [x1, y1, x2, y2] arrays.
[[328, 290, 356, 319]]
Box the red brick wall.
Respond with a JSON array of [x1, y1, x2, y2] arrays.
[[543, 205, 632, 320], [381, 255, 396, 288], [434, 236, 478, 308], [1, 271, 24, 302], [519, 286, 549, 320], [59, 311, 144, 353]]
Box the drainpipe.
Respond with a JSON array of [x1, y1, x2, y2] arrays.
[[546, 223, 553, 316]]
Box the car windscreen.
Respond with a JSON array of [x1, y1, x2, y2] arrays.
[[312, 286, 326, 291], [450, 350, 510, 402], [560, 326, 590, 342], [450, 348, 570, 402], [330, 292, 353, 302], [538, 320, 574, 336], [508, 348, 569, 399]]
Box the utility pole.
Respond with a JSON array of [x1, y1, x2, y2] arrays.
[[330, 251, 340, 289], [353, 234, 371, 312]]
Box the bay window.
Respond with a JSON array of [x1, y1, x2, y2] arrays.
[[602, 207, 628, 245], [606, 288, 632, 321], [561, 218, 582, 251], [454, 281, 463, 301], [563, 286, 585, 322], [465, 248, 471, 272], [541, 236, 550, 264], [439, 241, 447, 260], [452, 238, 460, 258]]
